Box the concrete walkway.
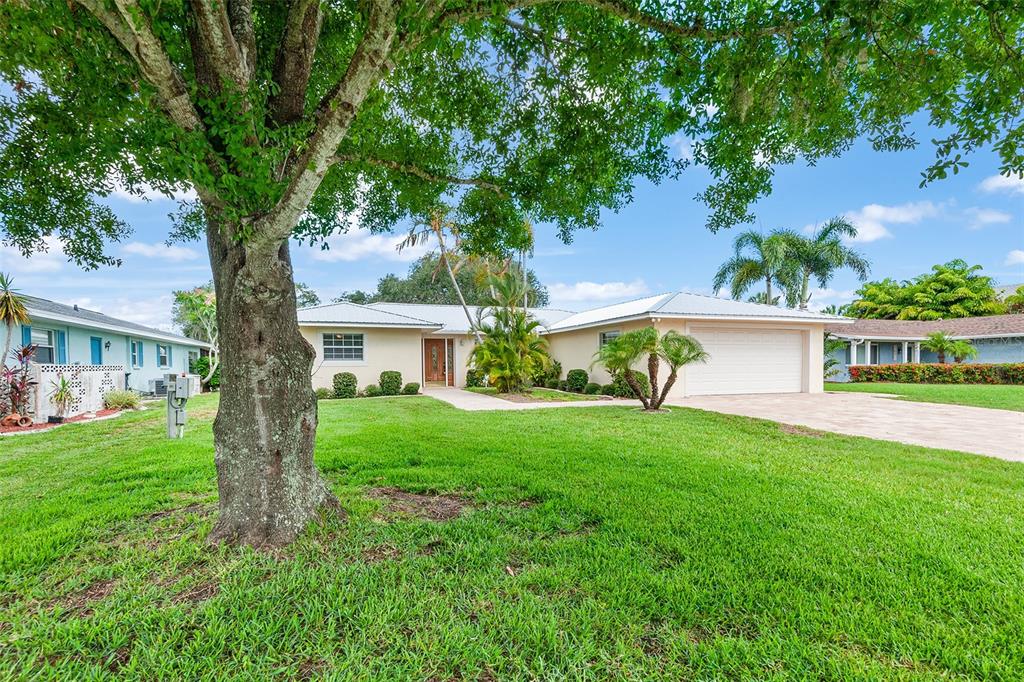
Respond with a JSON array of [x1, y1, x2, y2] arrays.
[[424, 387, 627, 411], [666, 392, 1024, 462]]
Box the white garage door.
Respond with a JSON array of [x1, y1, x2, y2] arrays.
[[686, 328, 804, 395]]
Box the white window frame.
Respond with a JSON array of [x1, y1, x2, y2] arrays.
[[599, 330, 622, 347], [323, 333, 365, 363], [31, 328, 56, 364], [157, 344, 170, 368], [131, 339, 142, 368]]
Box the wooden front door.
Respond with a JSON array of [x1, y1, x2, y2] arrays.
[[424, 339, 447, 383]]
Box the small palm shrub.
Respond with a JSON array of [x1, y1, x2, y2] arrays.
[[379, 371, 402, 396], [103, 389, 141, 410], [333, 372, 358, 399], [594, 327, 708, 410], [583, 382, 601, 395], [565, 369, 588, 392], [314, 387, 332, 400], [465, 369, 485, 388], [402, 382, 420, 395], [363, 384, 382, 397]]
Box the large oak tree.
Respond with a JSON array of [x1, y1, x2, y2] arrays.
[[1, 0, 1021, 546]]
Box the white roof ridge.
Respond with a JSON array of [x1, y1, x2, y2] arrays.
[[300, 299, 439, 325]]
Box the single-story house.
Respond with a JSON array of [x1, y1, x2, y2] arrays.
[[2, 294, 207, 393], [824, 314, 1024, 381], [298, 293, 847, 397]]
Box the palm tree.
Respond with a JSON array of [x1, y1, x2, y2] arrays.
[[0, 273, 30, 366], [781, 218, 870, 310], [950, 340, 978, 364], [713, 230, 798, 304], [922, 331, 956, 364], [468, 273, 549, 393], [592, 327, 708, 411]]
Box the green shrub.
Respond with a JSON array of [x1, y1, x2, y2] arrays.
[[566, 369, 589, 393], [465, 369, 485, 388], [557, 380, 569, 391], [544, 378, 559, 389], [314, 387, 332, 400], [379, 370, 402, 396], [849, 363, 1024, 384], [103, 389, 141, 410], [600, 383, 616, 396], [333, 372, 358, 399], [402, 382, 420, 395], [610, 370, 651, 398], [530, 360, 561, 388], [189, 356, 220, 390], [363, 384, 382, 397], [583, 382, 602, 395]]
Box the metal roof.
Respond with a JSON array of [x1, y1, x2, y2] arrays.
[[298, 300, 441, 328], [369, 302, 575, 334], [22, 295, 207, 347]]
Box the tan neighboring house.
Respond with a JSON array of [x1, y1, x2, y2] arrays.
[[298, 293, 849, 397]]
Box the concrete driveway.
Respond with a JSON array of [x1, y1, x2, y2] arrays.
[[666, 392, 1024, 461]]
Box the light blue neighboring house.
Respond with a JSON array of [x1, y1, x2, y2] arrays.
[[3, 294, 207, 393], [825, 314, 1024, 381]]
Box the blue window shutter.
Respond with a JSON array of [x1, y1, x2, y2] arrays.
[[168, 345, 173, 368], [139, 341, 144, 366], [21, 325, 31, 347], [56, 330, 67, 364]]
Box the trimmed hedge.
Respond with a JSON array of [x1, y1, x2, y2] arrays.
[[379, 370, 402, 396], [402, 382, 420, 395], [849, 363, 1024, 384], [333, 372, 358, 398], [583, 382, 602, 395], [566, 369, 589, 393], [544, 378, 559, 389], [610, 370, 651, 398], [314, 387, 333, 400], [466, 369, 485, 388], [600, 384, 616, 396], [363, 384, 382, 397]]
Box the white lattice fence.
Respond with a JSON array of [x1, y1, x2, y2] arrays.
[[30, 364, 128, 423]]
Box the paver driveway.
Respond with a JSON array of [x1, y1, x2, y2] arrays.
[[667, 392, 1024, 461]]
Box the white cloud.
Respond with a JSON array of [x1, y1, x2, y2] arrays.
[[122, 242, 200, 262], [94, 295, 177, 332], [843, 201, 942, 243], [669, 134, 694, 162], [964, 207, 1012, 230], [1005, 250, 1024, 266], [548, 279, 649, 304], [309, 228, 432, 263], [979, 174, 1024, 196], [0, 237, 66, 274], [805, 287, 857, 312], [108, 177, 197, 204]]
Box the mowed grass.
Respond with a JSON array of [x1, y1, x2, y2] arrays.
[[827, 381, 1024, 412], [466, 386, 607, 402], [1, 395, 1023, 680]]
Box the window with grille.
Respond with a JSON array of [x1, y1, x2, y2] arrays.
[[599, 330, 621, 347], [323, 333, 364, 361]]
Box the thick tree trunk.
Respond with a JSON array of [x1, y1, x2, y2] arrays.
[[623, 369, 650, 410], [646, 352, 660, 410], [205, 223, 336, 547], [654, 370, 679, 410]]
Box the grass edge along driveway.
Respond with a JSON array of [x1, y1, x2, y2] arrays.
[[827, 381, 1024, 412], [1, 394, 1022, 679]]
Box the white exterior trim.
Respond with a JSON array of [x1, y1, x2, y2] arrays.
[[26, 310, 208, 348]]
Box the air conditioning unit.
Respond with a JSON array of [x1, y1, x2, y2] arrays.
[[148, 378, 168, 396]]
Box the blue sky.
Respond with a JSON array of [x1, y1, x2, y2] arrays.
[[1, 115, 1021, 331]]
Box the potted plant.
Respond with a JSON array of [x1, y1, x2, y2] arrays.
[[47, 373, 74, 424]]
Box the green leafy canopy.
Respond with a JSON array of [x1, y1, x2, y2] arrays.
[[0, 1, 1021, 268]]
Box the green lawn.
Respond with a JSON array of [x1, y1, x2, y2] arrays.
[[2, 395, 1023, 679], [827, 381, 1024, 412], [466, 386, 607, 402]]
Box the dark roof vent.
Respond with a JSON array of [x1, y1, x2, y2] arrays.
[[73, 304, 79, 311]]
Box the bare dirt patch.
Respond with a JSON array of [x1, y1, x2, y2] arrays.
[[361, 544, 403, 563], [172, 581, 218, 605], [779, 423, 826, 438], [367, 487, 474, 521], [50, 578, 117, 616]]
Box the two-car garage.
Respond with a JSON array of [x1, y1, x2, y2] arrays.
[[683, 327, 806, 396]]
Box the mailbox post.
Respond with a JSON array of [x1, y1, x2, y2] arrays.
[[166, 372, 199, 439]]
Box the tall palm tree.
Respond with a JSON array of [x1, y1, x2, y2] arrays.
[[469, 273, 549, 393], [0, 273, 30, 366], [782, 218, 870, 310], [713, 231, 798, 304]]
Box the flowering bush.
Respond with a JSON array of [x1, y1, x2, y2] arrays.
[[849, 363, 1024, 384]]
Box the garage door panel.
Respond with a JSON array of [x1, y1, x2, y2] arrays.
[[686, 328, 803, 395]]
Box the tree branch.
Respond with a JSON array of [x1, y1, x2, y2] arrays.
[[333, 154, 507, 197], [228, 0, 257, 78], [187, 0, 250, 89], [268, 0, 324, 126]]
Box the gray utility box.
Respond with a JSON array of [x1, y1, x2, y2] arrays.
[[165, 373, 200, 439]]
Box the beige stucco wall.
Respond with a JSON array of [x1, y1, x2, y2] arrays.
[[302, 326, 424, 392], [544, 318, 826, 396]]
